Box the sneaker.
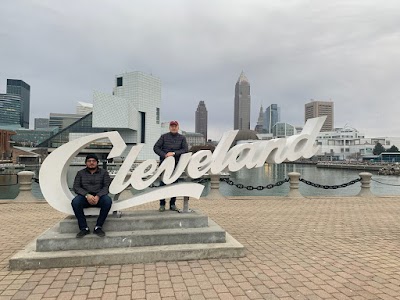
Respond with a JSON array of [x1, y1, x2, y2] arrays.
[[76, 228, 90, 238], [170, 205, 178, 211], [94, 227, 105, 237], [159, 205, 166, 212]]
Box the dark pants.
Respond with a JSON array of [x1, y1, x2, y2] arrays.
[[71, 194, 112, 230], [159, 180, 176, 207]]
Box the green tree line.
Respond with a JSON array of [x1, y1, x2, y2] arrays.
[[373, 143, 400, 155]]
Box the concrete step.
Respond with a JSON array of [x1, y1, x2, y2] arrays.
[[10, 233, 245, 270], [59, 210, 208, 233], [36, 221, 226, 252]]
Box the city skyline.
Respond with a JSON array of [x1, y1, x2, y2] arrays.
[[1, 1, 400, 140]]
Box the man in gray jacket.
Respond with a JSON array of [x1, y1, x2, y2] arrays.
[[153, 120, 188, 212], [72, 154, 112, 238]]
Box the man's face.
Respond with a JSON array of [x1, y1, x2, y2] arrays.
[[169, 125, 179, 134], [86, 158, 98, 170]]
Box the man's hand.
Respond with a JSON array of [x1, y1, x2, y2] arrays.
[[165, 152, 175, 158], [87, 194, 98, 205]]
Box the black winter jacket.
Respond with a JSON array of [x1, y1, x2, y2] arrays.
[[153, 132, 188, 164]]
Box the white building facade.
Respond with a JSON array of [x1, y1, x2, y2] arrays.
[[315, 126, 400, 160], [93, 71, 161, 160], [76, 102, 93, 115]]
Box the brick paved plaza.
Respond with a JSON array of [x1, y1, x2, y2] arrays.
[[1, 196, 400, 300]]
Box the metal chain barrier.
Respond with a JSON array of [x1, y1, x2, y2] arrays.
[[371, 178, 400, 186], [299, 177, 361, 189], [149, 177, 210, 188], [219, 177, 290, 190], [0, 176, 39, 186], [193, 178, 211, 184]]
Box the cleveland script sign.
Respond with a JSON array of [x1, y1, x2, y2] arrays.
[[39, 116, 326, 214]]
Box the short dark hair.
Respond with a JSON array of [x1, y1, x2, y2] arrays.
[[85, 154, 99, 162]]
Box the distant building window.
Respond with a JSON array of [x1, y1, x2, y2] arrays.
[[156, 108, 160, 124], [116, 77, 123, 87]]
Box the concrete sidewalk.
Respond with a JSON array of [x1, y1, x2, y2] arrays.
[[1, 196, 400, 300]]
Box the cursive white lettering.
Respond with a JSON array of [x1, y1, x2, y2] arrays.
[[39, 116, 326, 214]]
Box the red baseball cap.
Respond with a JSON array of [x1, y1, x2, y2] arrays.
[[169, 120, 179, 126]]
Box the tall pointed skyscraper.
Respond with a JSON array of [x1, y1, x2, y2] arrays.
[[195, 100, 208, 141], [234, 71, 251, 130], [254, 105, 264, 133]]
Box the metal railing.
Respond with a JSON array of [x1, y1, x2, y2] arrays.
[[0, 174, 18, 186]]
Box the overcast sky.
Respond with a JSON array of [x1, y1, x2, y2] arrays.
[[1, 0, 399, 140]]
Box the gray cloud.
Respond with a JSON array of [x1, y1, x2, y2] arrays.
[[1, 0, 399, 140]]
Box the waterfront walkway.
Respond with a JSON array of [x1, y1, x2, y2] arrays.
[[1, 196, 400, 300]]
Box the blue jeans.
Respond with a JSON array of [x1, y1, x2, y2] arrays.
[[71, 194, 112, 230], [159, 180, 176, 207]]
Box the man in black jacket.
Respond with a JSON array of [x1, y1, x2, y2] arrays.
[[153, 120, 188, 212], [72, 154, 112, 238]]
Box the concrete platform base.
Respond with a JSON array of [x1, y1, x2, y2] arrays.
[[10, 233, 244, 270], [36, 222, 227, 252], [9, 210, 245, 270]]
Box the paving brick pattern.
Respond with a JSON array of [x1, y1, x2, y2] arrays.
[[1, 196, 400, 299]]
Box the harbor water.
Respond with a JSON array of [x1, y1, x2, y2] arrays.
[[1, 164, 400, 200]]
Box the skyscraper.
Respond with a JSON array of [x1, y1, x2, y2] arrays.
[[0, 94, 21, 126], [7, 79, 30, 128], [254, 105, 264, 133], [195, 100, 208, 141], [234, 71, 251, 130], [264, 104, 280, 134], [305, 100, 334, 132]]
